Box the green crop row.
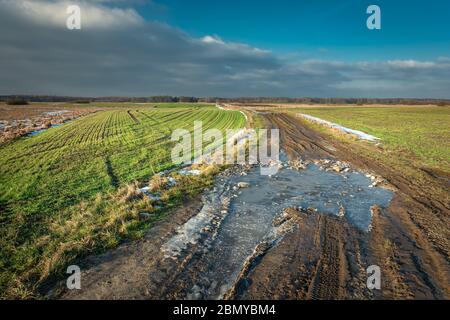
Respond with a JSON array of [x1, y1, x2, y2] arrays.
[[0, 104, 246, 298]]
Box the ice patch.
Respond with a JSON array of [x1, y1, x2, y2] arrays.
[[167, 177, 177, 186], [178, 169, 202, 176], [44, 110, 70, 116], [161, 188, 229, 258], [138, 186, 162, 201], [139, 186, 150, 193], [240, 111, 248, 122], [298, 113, 380, 141], [161, 203, 214, 258], [159, 152, 393, 299]]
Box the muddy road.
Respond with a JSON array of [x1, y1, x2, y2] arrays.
[[57, 112, 449, 300]]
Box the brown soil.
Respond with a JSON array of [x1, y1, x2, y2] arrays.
[[241, 113, 449, 299], [236, 208, 370, 300], [56, 196, 205, 299], [0, 103, 96, 143], [56, 111, 449, 300]]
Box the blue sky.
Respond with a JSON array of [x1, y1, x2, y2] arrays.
[[0, 0, 449, 98], [141, 0, 450, 61]]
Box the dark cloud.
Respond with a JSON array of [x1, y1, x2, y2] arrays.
[[1, 0, 449, 98]]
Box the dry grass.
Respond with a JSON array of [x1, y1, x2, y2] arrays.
[[117, 182, 141, 203], [0, 104, 245, 298], [148, 175, 169, 193], [0, 164, 220, 299]]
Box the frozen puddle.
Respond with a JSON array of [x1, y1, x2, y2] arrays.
[[232, 164, 392, 231], [161, 153, 393, 299], [298, 113, 380, 141]]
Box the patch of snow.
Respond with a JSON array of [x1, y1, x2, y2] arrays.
[[298, 114, 380, 142], [139, 186, 150, 194], [240, 111, 248, 121], [167, 177, 177, 186], [178, 169, 202, 176], [138, 186, 162, 201], [44, 110, 70, 116]]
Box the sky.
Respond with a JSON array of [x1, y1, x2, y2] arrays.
[[1, 0, 450, 98]]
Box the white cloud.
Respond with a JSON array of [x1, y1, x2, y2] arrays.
[[0, 0, 449, 98], [202, 35, 225, 45], [387, 60, 436, 69], [2, 0, 144, 29]]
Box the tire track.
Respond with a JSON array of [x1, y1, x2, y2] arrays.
[[127, 110, 140, 124]]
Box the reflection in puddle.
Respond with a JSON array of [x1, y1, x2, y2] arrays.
[[28, 123, 63, 136], [231, 162, 393, 232], [163, 153, 393, 299]]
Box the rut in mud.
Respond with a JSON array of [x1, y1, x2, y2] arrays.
[[248, 113, 450, 299], [155, 154, 392, 300], [58, 112, 449, 300]]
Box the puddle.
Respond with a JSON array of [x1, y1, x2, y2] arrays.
[[28, 123, 64, 136], [161, 152, 393, 299], [230, 162, 392, 232]]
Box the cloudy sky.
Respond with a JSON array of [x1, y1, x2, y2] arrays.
[[1, 0, 450, 98]]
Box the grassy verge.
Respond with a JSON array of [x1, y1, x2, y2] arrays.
[[5, 164, 220, 298], [285, 107, 450, 206], [287, 105, 450, 173], [0, 105, 245, 298]]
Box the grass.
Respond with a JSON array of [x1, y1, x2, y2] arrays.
[[284, 105, 450, 222], [287, 105, 450, 173], [0, 104, 245, 298]]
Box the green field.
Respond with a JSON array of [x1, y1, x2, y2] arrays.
[[289, 105, 450, 172], [0, 104, 246, 298]]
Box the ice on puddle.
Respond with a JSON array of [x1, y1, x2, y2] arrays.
[[178, 169, 202, 176]]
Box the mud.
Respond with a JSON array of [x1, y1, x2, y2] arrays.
[[256, 113, 450, 299], [57, 112, 449, 300], [0, 105, 95, 143]]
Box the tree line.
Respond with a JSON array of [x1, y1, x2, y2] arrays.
[[1, 95, 449, 106]]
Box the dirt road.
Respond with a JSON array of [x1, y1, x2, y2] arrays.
[[243, 113, 449, 299], [56, 112, 449, 300]]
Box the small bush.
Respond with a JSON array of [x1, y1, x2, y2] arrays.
[[6, 98, 28, 105]]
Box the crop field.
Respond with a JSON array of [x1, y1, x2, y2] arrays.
[[286, 105, 450, 173], [0, 104, 246, 298], [1, 103, 449, 300]]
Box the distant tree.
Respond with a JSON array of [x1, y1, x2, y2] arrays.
[[179, 96, 199, 103], [6, 98, 28, 105]]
